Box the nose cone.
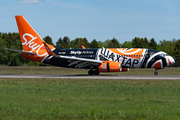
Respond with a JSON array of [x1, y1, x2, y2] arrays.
[[166, 56, 176, 66], [173, 58, 176, 62]]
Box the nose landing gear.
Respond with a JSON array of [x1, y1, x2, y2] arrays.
[[154, 71, 158, 75], [154, 69, 158, 75]]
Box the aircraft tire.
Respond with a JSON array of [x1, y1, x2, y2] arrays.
[[94, 70, 100, 75], [154, 71, 158, 75], [88, 70, 94, 75]]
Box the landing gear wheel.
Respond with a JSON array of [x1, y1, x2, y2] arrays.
[[94, 70, 100, 75], [154, 71, 158, 75], [88, 70, 94, 75]]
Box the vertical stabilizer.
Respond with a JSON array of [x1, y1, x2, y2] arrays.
[[15, 15, 55, 62], [15, 15, 44, 52]]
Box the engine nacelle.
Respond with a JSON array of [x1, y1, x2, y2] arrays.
[[99, 61, 129, 72]]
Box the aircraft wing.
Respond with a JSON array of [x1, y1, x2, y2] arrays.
[[42, 41, 102, 68], [57, 55, 102, 68]]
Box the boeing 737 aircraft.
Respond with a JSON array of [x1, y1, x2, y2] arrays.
[[6, 16, 176, 75]]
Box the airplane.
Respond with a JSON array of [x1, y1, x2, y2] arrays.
[[6, 15, 176, 75]]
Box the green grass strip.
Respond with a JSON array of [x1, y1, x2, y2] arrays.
[[0, 79, 180, 119]]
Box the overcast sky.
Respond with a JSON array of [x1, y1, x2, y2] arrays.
[[0, 0, 180, 44]]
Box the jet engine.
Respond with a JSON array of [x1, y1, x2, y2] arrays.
[[99, 61, 129, 72]]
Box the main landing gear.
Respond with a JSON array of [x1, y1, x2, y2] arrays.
[[88, 69, 100, 75]]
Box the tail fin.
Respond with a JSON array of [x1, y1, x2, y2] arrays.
[[15, 15, 44, 52], [15, 15, 55, 62]]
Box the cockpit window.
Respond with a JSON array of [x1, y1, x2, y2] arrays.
[[159, 54, 168, 57], [159, 54, 165, 57]]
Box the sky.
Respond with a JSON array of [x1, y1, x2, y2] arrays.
[[0, 0, 180, 44]]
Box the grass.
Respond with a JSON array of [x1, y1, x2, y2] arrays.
[[0, 79, 180, 119], [0, 66, 180, 75], [0, 66, 180, 119]]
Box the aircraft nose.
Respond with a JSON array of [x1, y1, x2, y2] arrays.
[[173, 58, 176, 62], [171, 57, 176, 64], [167, 56, 176, 65]]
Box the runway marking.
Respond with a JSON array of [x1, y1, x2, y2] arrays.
[[0, 74, 180, 80]]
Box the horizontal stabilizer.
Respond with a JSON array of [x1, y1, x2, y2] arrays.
[[5, 48, 35, 55]]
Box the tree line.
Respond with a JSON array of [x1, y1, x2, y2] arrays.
[[0, 32, 180, 66]]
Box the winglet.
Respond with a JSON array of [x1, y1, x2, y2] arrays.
[[43, 41, 56, 56], [81, 45, 86, 49]]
